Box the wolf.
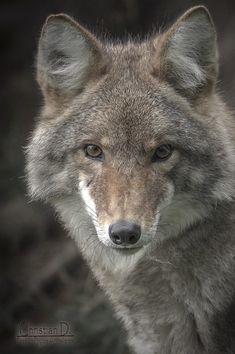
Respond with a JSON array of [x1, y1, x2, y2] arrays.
[[26, 5, 235, 354]]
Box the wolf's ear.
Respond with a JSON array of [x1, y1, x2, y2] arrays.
[[154, 6, 218, 98], [37, 14, 106, 108]]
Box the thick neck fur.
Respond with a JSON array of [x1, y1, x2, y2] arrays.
[[98, 206, 235, 354], [54, 192, 235, 354]]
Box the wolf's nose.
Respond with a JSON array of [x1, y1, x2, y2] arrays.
[[109, 221, 141, 246]]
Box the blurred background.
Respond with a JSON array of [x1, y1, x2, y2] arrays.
[[1, 0, 235, 353]]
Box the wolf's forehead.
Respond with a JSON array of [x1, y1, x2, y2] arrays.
[[88, 87, 175, 144], [51, 88, 176, 155], [65, 79, 191, 152]]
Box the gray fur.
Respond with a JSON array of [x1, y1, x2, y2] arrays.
[[26, 6, 235, 354], [165, 7, 217, 95]]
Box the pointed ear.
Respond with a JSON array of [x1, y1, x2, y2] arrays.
[[153, 6, 218, 99], [37, 14, 106, 109]]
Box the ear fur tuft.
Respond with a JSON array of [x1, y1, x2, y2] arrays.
[[154, 6, 218, 98], [37, 14, 105, 107]]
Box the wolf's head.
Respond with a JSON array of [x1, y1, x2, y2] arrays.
[[27, 7, 235, 269]]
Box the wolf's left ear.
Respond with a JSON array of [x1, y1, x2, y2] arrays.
[[153, 6, 218, 98], [37, 14, 106, 109]]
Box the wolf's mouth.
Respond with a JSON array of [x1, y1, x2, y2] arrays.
[[112, 247, 142, 255]]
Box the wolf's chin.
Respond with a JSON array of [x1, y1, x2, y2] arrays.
[[102, 246, 146, 273]]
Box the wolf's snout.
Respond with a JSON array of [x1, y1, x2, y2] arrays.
[[109, 221, 141, 246]]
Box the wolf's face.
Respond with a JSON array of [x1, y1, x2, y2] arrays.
[[27, 7, 234, 264]]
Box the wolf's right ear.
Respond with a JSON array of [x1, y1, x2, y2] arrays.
[[37, 15, 106, 109], [153, 6, 218, 99]]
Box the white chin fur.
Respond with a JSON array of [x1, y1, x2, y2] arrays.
[[106, 247, 146, 273]]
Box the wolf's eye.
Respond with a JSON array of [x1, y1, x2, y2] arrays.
[[84, 144, 104, 160], [152, 144, 173, 162]]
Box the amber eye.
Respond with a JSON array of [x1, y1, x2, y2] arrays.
[[84, 144, 104, 160], [152, 144, 173, 162]]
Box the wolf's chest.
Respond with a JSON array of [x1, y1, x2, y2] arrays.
[[101, 265, 208, 354]]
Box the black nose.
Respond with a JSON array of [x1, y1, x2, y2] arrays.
[[109, 221, 141, 246]]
